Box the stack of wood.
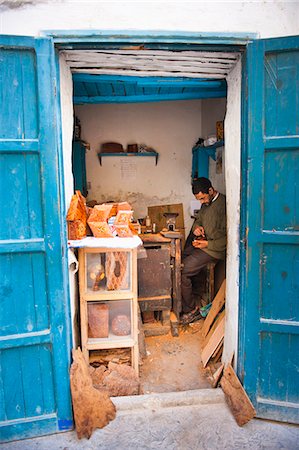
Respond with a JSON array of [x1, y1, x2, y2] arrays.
[[89, 348, 131, 366], [201, 279, 226, 370], [200, 279, 256, 427]]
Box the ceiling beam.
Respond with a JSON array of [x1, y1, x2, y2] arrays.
[[73, 73, 226, 89], [73, 90, 226, 104]]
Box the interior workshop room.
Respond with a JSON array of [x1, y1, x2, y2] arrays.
[[65, 53, 229, 395]]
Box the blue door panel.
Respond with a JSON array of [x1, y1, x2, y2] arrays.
[[265, 51, 299, 136], [257, 334, 299, 423], [240, 35, 299, 423], [1, 346, 55, 421], [0, 35, 72, 442], [0, 253, 48, 335], [264, 149, 299, 231], [1, 349, 25, 420], [259, 333, 299, 403], [261, 244, 299, 321], [0, 49, 38, 139], [0, 154, 43, 240]]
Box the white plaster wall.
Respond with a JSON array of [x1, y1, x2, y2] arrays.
[[59, 54, 80, 348], [0, 1, 298, 38], [59, 54, 74, 211], [202, 98, 227, 138], [222, 58, 242, 366], [75, 100, 203, 233], [201, 97, 227, 194]]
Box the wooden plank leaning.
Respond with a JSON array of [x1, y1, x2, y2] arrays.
[[202, 309, 225, 350], [201, 313, 225, 367], [202, 279, 226, 338], [220, 363, 256, 426]]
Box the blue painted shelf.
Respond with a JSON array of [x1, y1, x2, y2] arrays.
[[98, 152, 159, 166], [192, 140, 224, 179]]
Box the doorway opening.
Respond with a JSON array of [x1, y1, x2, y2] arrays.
[[61, 45, 241, 395]]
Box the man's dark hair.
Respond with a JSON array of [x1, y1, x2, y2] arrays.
[[192, 177, 212, 195]]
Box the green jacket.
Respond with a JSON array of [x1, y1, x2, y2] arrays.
[[192, 193, 226, 260]]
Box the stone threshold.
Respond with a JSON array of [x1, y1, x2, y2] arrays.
[[112, 388, 225, 413]]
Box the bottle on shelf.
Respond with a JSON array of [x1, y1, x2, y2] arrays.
[[145, 215, 151, 233]]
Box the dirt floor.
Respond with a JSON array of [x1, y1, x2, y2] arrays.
[[139, 320, 211, 394]]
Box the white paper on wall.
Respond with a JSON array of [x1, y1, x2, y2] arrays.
[[120, 158, 137, 181]]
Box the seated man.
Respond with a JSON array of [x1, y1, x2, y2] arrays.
[[180, 177, 226, 324]]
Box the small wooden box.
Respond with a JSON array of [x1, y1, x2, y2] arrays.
[[67, 220, 86, 240]]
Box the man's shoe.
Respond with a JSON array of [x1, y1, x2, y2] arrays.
[[199, 302, 212, 318], [180, 308, 202, 325]]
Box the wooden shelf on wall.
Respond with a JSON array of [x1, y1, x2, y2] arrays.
[[98, 152, 159, 166], [192, 140, 224, 179]]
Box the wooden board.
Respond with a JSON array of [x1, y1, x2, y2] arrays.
[[137, 305, 146, 358], [202, 310, 225, 350], [138, 247, 171, 298], [202, 279, 226, 338], [211, 338, 224, 359], [220, 364, 256, 426], [70, 348, 116, 439], [148, 203, 185, 234], [211, 363, 224, 388], [211, 342, 223, 363], [170, 311, 179, 337], [142, 322, 171, 337], [138, 295, 172, 312], [140, 233, 171, 243], [173, 238, 182, 316], [201, 314, 225, 368]]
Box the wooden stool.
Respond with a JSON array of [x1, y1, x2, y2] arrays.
[[204, 262, 217, 305]]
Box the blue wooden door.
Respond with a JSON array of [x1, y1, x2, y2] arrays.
[[239, 36, 299, 423], [72, 141, 88, 197], [0, 36, 72, 442]]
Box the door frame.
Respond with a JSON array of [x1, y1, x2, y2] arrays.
[[50, 28, 253, 386]]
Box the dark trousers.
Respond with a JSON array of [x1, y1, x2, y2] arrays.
[[181, 246, 218, 313]]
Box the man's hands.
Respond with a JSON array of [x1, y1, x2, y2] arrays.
[[192, 239, 208, 249], [192, 226, 207, 249], [193, 226, 205, 238]]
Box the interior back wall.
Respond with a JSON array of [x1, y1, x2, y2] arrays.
[[75, 100, 203, 233], [202, 97, 227, 194]]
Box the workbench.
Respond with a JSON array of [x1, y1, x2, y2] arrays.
[[138, 233, 182, 336]]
